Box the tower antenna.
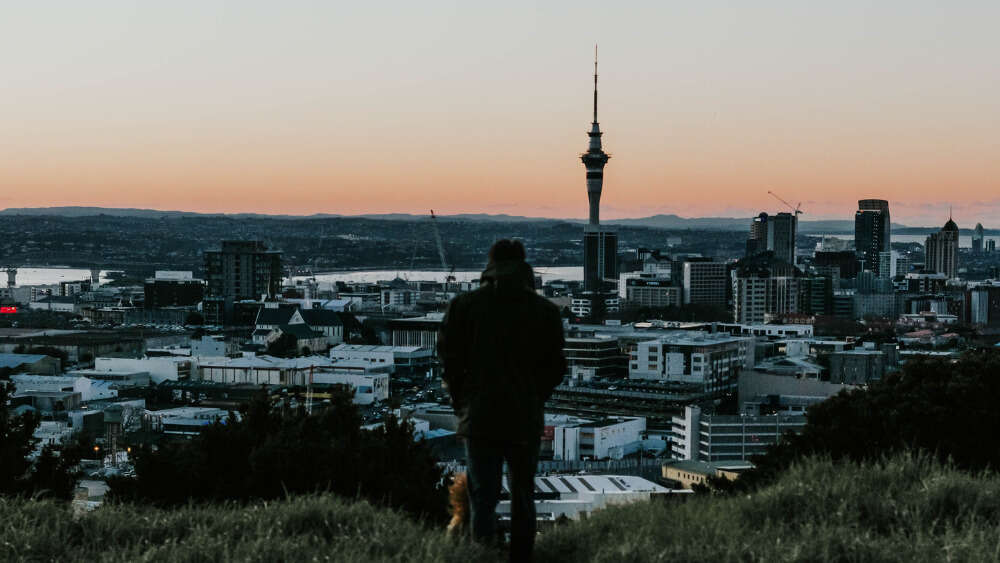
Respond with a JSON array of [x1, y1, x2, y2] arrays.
[[593, 44, 599, 123]]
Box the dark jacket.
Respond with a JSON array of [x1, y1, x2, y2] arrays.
[[438, 259, 566, 443]]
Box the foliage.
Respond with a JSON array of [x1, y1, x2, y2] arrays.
[[106, 388, 449, 522], [535, 453, 1000, 563], [0, 382, 83, 500], [5, 454, 1000, 562], [265, 332, 298, 357], [742, 349, 1000, 490]]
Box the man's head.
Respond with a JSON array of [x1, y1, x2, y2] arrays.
[[483, 239, 533, 291], [487, 239, 526, 265]]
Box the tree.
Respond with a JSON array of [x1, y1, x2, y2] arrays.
[[184, 311, 204, 326], [0, 382, 82, 500], [739, 349, 1000, 491], [107, 388, 449, 522], [266, 332, 298, 357], [0, 382, 38, 496]]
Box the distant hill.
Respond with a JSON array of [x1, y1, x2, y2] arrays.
[[1, 206, 980, 233]]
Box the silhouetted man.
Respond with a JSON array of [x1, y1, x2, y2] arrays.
[[438, 239, 566, 562]]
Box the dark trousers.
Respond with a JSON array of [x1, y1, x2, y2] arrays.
[[464, 438, 540, 562]]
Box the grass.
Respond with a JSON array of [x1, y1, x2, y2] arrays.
[[4, 454, 1000, 562]]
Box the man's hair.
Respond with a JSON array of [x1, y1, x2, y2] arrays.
[[488, 239, 526, 263]]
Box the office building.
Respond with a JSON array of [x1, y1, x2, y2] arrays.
[[628, 331, 754, 394], [625, 278, 680, 308], [925, 217, 959, 279], [144, 271, 204, 309], [797, 276, 833, 316], [731, 253, 800, 324], [564, 336, 626, 379], [670, 405, 805, 462], [855, 199, 891, 273], [747, 212, 796, 264], [973, 223, 985, 254], [203, 241, 282, 326], [814, 250, 860, 280], [681, 259, 728, 306], [968, 282, 1000, 328]]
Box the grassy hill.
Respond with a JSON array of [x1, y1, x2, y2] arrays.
[[4, 454, 1000, 562]]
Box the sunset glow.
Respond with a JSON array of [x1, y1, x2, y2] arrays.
[[2, 2, 998, 226]]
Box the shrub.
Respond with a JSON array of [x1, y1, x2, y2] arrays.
[[107, 388, 449, 522]]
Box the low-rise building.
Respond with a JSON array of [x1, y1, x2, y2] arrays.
[[661, 459, 752, 489], [92, 356, 192, 384], [312, 367, 390, 405], [9, 374, 118, 402], [670, 405, 805, 462], [628, 332, 754, 394], [541, 414, 646, 461], [387, 313, 444, 348], [328, 344, 434, 374], [496, 474, 675, 522], [0, 353, 61, 375]]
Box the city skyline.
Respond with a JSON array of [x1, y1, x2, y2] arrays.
[[3, 2, 999, 225]]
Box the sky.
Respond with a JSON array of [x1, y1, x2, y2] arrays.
[[2, 1, 998, 226]]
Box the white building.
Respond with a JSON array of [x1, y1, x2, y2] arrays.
[[542, 414, 646, 461], [313, 367, 390, 405], [196, 354, 338, 386], [670, 405, 806, 462], [190, 335, 232, 357], [145, 407, 231, 436], [328, 344, 434, 372], [496, 474, 675, 522], [93, 357, 192, 384], [629, 332, 754, 394], [10, 374, 118, 403]]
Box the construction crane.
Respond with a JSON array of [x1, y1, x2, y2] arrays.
[[429, 210, 456, 284], [767, 191, 804, 216]]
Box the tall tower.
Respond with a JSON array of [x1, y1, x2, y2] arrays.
[[4, 266, 15, 288], [581, 46, 610, 226], [576, 47, 619, 321]]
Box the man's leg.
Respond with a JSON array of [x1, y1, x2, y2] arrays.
[[505, 439, 540, 562], [464, 439, 504, 545]]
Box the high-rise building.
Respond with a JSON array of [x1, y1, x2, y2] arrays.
[[680, 259, 728, 306], [203, 240, 282, 326], [925, 217, 959, 279], [855, 199, 891, 273], [746, 212, 797, 264], [577, 49, 617, 320], [813, 250, 861, 280], [988, 239, 997, 253], [731, 253, 800, 324], [973, 223, 985, 254]]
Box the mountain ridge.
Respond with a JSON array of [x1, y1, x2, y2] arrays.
[[0, 206, 982, 233]]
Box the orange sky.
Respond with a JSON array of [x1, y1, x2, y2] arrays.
[[2, 2, 998, 226]]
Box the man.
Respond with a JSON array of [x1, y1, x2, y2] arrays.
[[438, 239, 566, 562]]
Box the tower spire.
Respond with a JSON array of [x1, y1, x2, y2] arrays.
[[593, 44, 599, 124]]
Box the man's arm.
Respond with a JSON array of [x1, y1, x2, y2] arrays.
[[540, 306, 567, 401], [437, 297, 469, 404]]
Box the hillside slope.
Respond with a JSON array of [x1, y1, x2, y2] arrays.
[[3, 454, 999, 562]]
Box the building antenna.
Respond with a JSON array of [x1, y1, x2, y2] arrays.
[[593, 44, 599, 124]]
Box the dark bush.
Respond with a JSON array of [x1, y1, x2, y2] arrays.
[[107, 388, 448, 522], [743, 349, 1000, 490]]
